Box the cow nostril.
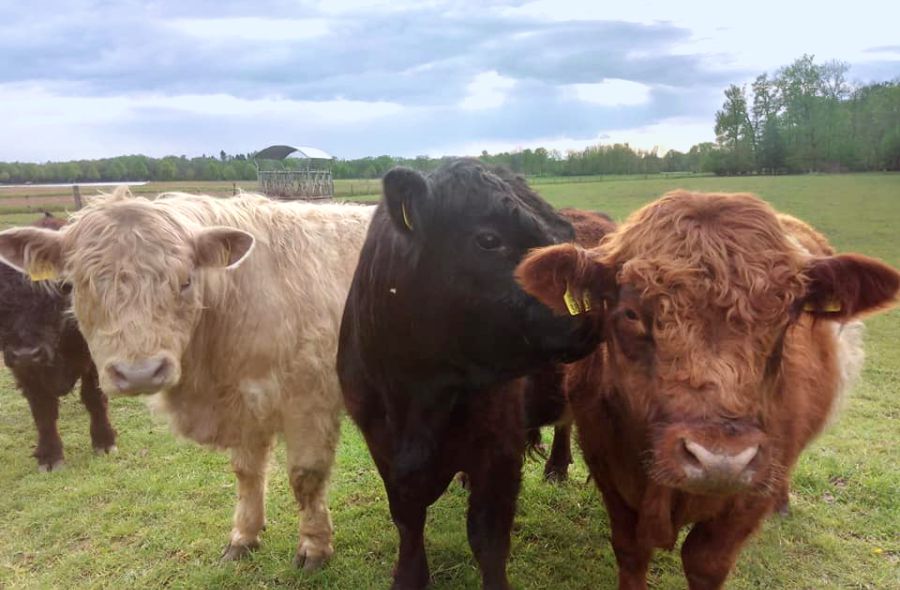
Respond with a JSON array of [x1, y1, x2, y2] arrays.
[[680, 439, 703, 468], [151, 357, 171, 383], [106, 363, 128, 387]]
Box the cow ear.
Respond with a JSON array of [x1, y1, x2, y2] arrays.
[[516, 244, 616, 316], [383, 166, 428, 235], [194, 227, 255, 270], [800, 254, 900, 320], [0, 227, 64, 281]]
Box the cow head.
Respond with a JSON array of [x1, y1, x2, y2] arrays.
[[379, 159, 598, 382], [0, 190, 255, 396], [0, 214, 72, 370], [518, 191, 899, 495], [0, 269, 73, 370]]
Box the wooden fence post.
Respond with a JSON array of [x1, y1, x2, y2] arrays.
[[72, 185, 83, 209]]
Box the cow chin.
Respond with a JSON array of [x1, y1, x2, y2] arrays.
[[99, 351, 181, 397], [649, 420, 774, 496]]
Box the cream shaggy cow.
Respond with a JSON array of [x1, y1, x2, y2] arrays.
[[0, 189, 373, 570]]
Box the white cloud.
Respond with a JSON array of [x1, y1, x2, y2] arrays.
[[459, 71, 517, 110], [431, 117, 713, 157], [505, 0, 900, 72], [0, 82, 406, 160], [598, 117, 713, 153], [565, 79, 651, 106], [167, 17, 330, 42]]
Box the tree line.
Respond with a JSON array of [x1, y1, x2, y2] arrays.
[[709, 55, 900, 175], [0, 144, 699, 185], [1, 55, 896, 184]]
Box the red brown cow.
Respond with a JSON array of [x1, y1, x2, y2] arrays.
[[0, 213, 116, 471], [516, 191, 899, 589]]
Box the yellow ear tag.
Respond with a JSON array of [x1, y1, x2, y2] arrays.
[[401, 202, 413, 231], [803, 299, 842, 313], [563, 283, 584, 316], [28, 263, 58, 282], [582, 290, 592, 312]]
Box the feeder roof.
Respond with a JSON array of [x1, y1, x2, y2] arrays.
[[254, 145, 335, 161]]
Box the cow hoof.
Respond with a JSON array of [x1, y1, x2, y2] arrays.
[[37, 459, 65, 473], [94, 445, 118, 456], [220, 541, 258, 562], [293, 551, 328, 572], [543, 468, 569, 483]]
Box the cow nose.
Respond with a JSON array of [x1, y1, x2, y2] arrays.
[[680, 438, 760, 484], [106, 356, 174, 393], [7, 346, 46, 365]]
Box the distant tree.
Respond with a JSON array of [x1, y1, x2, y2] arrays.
[[714, 85, 755, 174], [882, 129, 900, 170], [157, 160, 177, 181], [82, 163, 101, 182]]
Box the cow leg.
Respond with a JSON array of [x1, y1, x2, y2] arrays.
[[284, 411, 339, 571], [543, 423, 573, 482], [465, 448, 522, 590], [680, 507, 765, 590], [774, 476, 791, 517], [24, 391, 64, 472], [602, 486, 652, 590], [222, 441, 272, 561], [79, 365, 117, 454], [387, 488, 430, 590], [525, 427, 546, 457]]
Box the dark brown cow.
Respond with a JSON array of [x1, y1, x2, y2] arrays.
[[516, 191, 899, 589], [0, 213, 115, 471], [525, 208, 616, 481]]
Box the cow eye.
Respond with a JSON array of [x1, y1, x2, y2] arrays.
[[180, 277, 192, 292], [624, 308, 640, 321], [60, 283, 73, 296], [475, 232, 502, 250]]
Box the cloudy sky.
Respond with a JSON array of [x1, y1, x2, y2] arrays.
[[2, 0, 898, 162]]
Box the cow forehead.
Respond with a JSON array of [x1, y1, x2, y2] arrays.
[[605, 192, 808, 329], [65, 205, 193, 269], [429, 161, 574, 243], [64, 203, 192, 257]]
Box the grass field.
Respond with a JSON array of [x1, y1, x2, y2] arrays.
[[0, 173, 898, 589]]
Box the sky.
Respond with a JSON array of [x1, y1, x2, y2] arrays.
[[1, 0, 898, 162]]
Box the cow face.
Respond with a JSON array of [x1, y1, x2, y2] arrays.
[[0, 214, 72, 370], [0, 268, 72, 369], [518, 191, 899, 496], [380, 160, 597, 380], [0, 192, 254, 396]]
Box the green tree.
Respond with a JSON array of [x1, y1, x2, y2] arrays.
[[714, 85, 755, 174]]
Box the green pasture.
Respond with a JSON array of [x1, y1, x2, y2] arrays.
[[0, 173, 897, 588]]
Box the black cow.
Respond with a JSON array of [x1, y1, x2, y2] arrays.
[[0, 213, 116, 471], [337, 159, 598, 589]]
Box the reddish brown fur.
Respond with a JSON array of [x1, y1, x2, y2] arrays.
[[517, 191, 900, 589]]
